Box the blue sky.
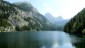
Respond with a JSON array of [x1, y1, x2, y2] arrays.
[[5, 0, 85, 19]]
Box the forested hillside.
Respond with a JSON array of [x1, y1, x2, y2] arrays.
[[64, 8, 85, 37]]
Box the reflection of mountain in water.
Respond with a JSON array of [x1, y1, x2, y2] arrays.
[[0, 31, 76, 48]]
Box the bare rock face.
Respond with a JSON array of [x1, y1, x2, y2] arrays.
[[0, 1, 55, 32]]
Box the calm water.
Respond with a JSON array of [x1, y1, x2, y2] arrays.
[[0, 31, 77, 48]]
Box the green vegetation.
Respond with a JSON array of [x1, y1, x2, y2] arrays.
[[0, 0, 59, 32], [0, 19, 11, 27], [64, 8, 85, 37], [0, 0, 17, 27], [14, 2, 58, 31], [0, 1, 17, 19], [64, 8, 85, 48], [0, 0, 18, 32]]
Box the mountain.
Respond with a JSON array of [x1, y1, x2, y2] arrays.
[[45, 13, 68, 25], [55, 16, 63, 21], [55, 19, 69, 26], [55, 16, 69, 26], [0, 1, 58, 32], [64, 8, 85, 37], [44, 13, 55, 23], [54, 19, 69, 30], [44, 13, 69, 30]]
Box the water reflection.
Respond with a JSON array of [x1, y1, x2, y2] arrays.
[[0, 31, 76, 48]]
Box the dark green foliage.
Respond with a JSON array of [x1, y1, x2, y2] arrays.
[[0, 19, 11, 27], [74, 38, 85, 48], [64, 8, 85, 37], [0, 1, 18, 27], [0, 1, 17, 19], [0, 0, 17, 27], [15, 26, 30, 31], [64, 8, 85, 48]]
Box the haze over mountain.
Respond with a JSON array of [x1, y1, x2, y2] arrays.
[[44, 12, 69, 30], [45, 13, 55, 23], [0, 0, 58, 32], [55, 16, 63, 21], [45, 13, 65, 22], [45, 13, 69, 25]]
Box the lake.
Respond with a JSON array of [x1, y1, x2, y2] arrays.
[[0, 31, 79, 48]]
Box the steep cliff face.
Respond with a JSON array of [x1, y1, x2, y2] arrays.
[[0, 0, 17, 32], [0, 1, 54, 32]]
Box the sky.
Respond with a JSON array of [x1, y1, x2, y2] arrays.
[[5, 0, 85, 19]]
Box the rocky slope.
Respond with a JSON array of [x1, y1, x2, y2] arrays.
[[0, 0, 56, 32], [45, 13, 56, 23]]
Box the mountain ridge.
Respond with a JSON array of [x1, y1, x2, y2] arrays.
[[0, 0, 58, 32], [44, 12, 69, 30]]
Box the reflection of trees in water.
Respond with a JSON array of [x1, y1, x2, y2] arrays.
[[0, 33, 43, 48], [0, 32, 79, 48], [74, 38, 85, 48], [0, 33, 8, 48]]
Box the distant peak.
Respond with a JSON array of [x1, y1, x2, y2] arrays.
[[55, 16, 63, 21], [45, 13, 53, 16], [56, 16, 63, 19], [45, 12, 52, 14]]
